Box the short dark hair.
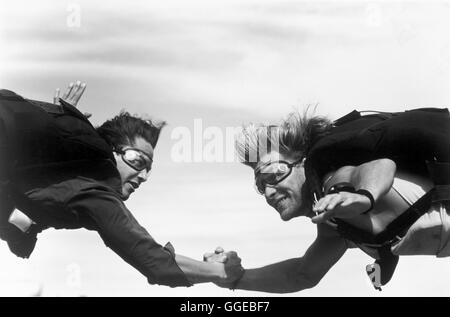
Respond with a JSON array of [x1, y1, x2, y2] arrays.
[[97, 111, 167, 149]]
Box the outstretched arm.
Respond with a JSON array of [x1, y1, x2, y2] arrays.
[[175, 252, 243, 284], [70, 189, 243, 287], [210, 224, 347, 293]]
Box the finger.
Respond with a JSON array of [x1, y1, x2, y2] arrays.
[[311, 209, 335, 224], [69, 81, 81, 100], [313, 195, 333, 213], [53, 88, 60, 104], [203, 252, 215, 261], [315, 195, 334, 210], [62, 82, 74, 99], [340, 198, 354, 207], [325, 195, 344, 211], [218, 255, 228, 263], [215, 246, 224, 254], [311, 213, 326, 224], [71, 82, 86, 107], [74, 82, 86, 97]]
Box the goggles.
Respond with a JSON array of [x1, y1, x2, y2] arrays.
[[254, 158, 302, 195], [115, 147, 153, 172]]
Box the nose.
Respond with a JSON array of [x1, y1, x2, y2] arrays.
[[137, 169, 150, 182], [264, 185, 277, 199]]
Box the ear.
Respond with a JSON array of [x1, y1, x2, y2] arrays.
[[112, 151, 121, 164], [300, 157, 306, 167]]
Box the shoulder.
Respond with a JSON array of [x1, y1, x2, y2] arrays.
[[62, 176, 124, 207], [65, 178, 133, 228]]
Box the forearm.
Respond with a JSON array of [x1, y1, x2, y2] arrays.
[[352, 158, 396, 201], [175, 254, 225, 284], [234, 258, 317, 293]]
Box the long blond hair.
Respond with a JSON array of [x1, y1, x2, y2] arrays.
[[235, 107, 332, 167]]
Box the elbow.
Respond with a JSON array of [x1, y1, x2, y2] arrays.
[[366, 158, 396, 174], [379, 158, 396, 188], [300, 276, 320, 290], [288, 273, 320, 293], [374, 158, 397, 179], [146, 271, 193, 288], [380, 158, 396, 172]]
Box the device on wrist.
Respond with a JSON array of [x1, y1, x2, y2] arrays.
[[327, 182, 375, 214]]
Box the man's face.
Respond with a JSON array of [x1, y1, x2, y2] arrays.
[[114, 136, 154, 200], [255, 151, 308, 221]]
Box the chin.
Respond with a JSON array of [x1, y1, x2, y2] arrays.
[[279, 206, 303, 221], [121, 190, 132, 201], [279, 209, 296, 221]]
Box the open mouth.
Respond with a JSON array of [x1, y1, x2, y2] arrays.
[[127, 181, 139, 190], [274, 196, 288, 210]]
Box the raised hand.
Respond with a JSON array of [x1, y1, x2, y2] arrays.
[[54, 80, 92, 118]]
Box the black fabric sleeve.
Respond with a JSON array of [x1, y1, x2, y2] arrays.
[[67, 188, 192, 287]]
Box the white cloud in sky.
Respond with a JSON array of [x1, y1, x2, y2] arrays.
[[2, 0, 450, 120]]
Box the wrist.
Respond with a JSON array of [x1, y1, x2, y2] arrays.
[[209, 262, 227, 282], [229, 269, 245, 291], [355, 189, 375, 214]]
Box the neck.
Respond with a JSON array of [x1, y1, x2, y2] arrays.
[[298, 204, 315, 219], [299, 180, 314, 217]]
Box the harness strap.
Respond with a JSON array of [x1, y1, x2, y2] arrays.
[[333, 189, 434, 247], [366, 245, 399, 290], [329, 181, 436, 291], [375, 189, 434, 243]]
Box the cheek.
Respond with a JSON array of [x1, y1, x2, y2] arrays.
[[280, 178, 302, 195], [123, 170, 139, 182], [279, 177, 304, 204], [116, 162, 135, 182], [290, 190, 303, 205], [289, 170, 305, 192]]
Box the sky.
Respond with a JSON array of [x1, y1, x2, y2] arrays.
[[1, 0, 450, 296]]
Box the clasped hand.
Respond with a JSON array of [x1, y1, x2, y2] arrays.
[[203, 247, 244, 287]]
